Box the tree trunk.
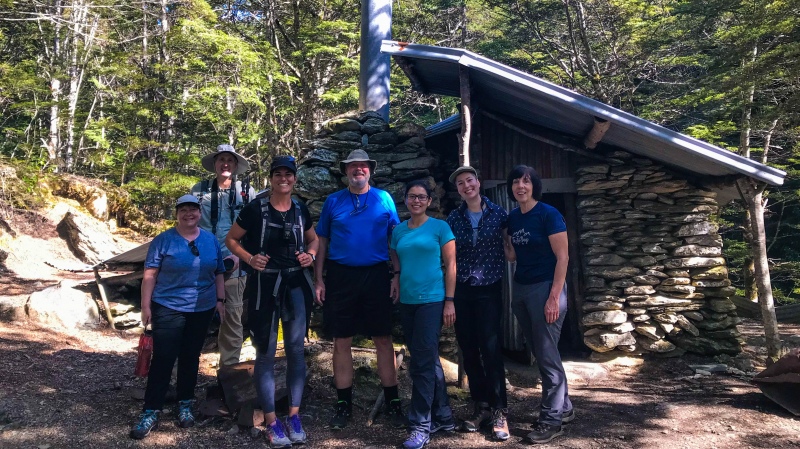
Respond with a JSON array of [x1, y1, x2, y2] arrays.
[[48, 78, 61, 169], [737, 178, 782, 361]]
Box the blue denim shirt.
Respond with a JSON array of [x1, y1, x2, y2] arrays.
[[446, 196, 508, 286]]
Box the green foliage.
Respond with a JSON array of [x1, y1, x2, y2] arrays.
[[1, 0, 800, 310], [123, 167, 199, 221]]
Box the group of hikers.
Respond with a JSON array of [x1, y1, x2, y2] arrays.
[[131, 144, 573, 448]]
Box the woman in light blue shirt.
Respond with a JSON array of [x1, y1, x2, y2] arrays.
[[130, 194, 225, 440], [390, 180, 456, 449]]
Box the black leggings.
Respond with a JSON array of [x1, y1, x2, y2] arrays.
[[143, 302, 215, 411]]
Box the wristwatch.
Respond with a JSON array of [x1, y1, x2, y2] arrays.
[[217, 297, 226, 303], [309, 253, 316, 262]]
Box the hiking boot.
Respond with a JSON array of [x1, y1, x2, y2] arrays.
[[402, 430, 430, 449], [177, 399, 195, 428], [562, 408, 576, 424], [328, 400, 352, 430], [129, 410, 160, 440], [430, 417, 456, 434], [385, 399, 409, 428], [492, 408, 510, 441], [286, 414, 307, 444], [266, 418, 292, 449], [461, 403, 492, 432], [525, 423, 564, 444]]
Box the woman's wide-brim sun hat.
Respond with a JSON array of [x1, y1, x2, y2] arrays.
[[200, 144, 250, 175], [339, 149, 377, 174]]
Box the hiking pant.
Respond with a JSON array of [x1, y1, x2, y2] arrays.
[[253, 286, 307, 413], [144, 302, 215, 411], [217, 275, 248, 366], [453, 281, 507, 409], [401, 301, 453, 434], [511, 281, 572, 427]]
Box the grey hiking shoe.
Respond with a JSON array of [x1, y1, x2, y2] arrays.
[[129, 409, 160, 440], [430, 417, 456, 434], [266, 418, 292, 448], [526, 423, 564, 444], [286, 414, 307, 444]]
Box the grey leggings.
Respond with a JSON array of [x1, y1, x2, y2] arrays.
[[253, 286, 307, 413], [511, 280, 572, 426]]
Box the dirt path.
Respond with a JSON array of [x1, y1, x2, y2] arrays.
[[0, 318, 798, 449]]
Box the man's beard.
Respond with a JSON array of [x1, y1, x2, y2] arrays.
[[348, 175, 369, 189]]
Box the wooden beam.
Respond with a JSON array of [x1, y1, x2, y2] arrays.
[[94, 267, 116, 330], [480, 110, 607, 162], [583, 117, 611, 149], [459, 66, 472, 167]]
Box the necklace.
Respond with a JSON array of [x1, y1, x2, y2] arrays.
[[349, 188, 370, 216], [278, 210, 288, 221]]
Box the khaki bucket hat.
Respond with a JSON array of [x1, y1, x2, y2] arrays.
[[339, 149, 377, 174], [201, 144, 250, 175]]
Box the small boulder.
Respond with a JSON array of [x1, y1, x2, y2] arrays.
[[26, 280, 99, 329]]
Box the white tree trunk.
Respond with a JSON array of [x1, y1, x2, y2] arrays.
[[738, 178, 782, 360], [47, 78, 61, 168]]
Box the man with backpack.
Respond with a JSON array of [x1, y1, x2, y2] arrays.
[[191, 144, 256, 366]]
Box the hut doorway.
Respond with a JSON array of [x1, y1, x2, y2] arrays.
[[484, 184, 586, 362]]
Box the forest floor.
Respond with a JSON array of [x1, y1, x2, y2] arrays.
[[1, 201, 799, 449], [1, 313, 799, 449]]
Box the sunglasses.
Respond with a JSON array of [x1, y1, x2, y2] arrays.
[[188, 240, 199, 257]]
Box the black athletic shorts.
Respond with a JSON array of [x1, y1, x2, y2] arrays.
[[324, 260, 392, 338]]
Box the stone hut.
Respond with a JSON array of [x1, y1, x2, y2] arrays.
[[376, 42, 786, 359]]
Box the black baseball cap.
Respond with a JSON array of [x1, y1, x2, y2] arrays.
[[270, 155, 297, 175]]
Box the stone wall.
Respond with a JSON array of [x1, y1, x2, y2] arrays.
[[576, 150, 742, 356], [294, 111, 447, 221]]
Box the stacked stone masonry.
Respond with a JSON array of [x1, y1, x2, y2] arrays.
[[577, 150, 742, 356], [295, 111, 448, 222]]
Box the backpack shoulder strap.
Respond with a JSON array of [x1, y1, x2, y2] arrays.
[[210, 179, 219, 234], [259, 196, 271, 254], [293, 199, 305, 253]]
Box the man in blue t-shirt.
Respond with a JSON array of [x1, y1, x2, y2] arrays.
[[313, 149, 404, 430]]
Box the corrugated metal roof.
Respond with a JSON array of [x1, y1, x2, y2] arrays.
[[425, 113, 461, 138], [382, 41, 786, 186], [102, 241, 150, 266]]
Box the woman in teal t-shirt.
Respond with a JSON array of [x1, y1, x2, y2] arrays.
[[390, 180, 456, 449]]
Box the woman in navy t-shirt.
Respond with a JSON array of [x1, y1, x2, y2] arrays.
[[504, 165, 574, 444]]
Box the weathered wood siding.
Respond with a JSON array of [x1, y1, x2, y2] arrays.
[[478, 115, 574, 181]]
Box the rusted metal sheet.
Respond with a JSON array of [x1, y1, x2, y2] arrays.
[[752, 349, 800, 416]]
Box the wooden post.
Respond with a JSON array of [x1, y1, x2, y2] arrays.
[[459, 66, 472, 167], [367, 349, 405, 426], [583, 117, 611, 149], [93, 267, 116, 330], [457, 346, 466, 389]]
